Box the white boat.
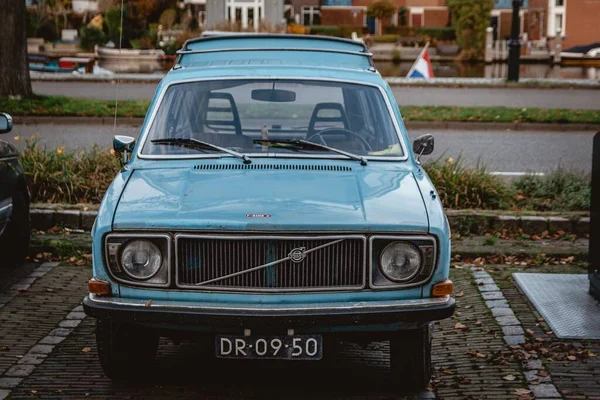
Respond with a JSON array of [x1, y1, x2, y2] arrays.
[[95, 45, 166, 73], [560, 42, 600, 64]]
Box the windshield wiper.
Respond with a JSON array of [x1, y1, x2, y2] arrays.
[[151, 138, 251, 164], [253, 139, 367, 166]]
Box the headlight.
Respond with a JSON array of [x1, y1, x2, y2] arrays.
[[120, 240, 162, 280], [379, 242, 422, 282]]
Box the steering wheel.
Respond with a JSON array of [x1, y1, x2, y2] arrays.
[[307, 128, 372, 152]]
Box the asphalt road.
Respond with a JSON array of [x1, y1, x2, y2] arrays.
[[32, 81, 600, 109], [8, 123, 593, 174]]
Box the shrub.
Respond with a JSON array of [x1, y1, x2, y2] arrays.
[[20, 139, 120, 204], [372, 34, 399, 43], [79, 26, 107, 51], [308, 25, 341, 37], [339, 25, 366, 38], [514, 169, 591, 211], [414, 27, 456, 42], [423, 158, 511, 210]]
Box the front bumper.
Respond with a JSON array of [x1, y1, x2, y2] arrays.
[[83, 294, 455, 330]]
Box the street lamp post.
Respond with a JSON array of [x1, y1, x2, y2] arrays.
[[507, 0, 523, 82]]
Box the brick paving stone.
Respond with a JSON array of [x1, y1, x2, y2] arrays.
[[496, 316, 521, 326], [502, 326, 524, 336], [29, 345, 54, 355], [8, 268, 532, 399], [65, 311, 86, 320], [0, 377, 22, 389], [481, 292, 505, 300], [39, 336, 66, 345], [477, 284, 500, 292], [530, 383, 562, 398], [0, 265, 89, 375], [16, 354, 47, 366], [504, 335, 526, 345], [48, 328, 72, 337], [497, 273, 600, 400], [5, 364, 36, 377], [491, 307, 515, 318], [59, 320, 81, 328], [485, 299, 509, 309]]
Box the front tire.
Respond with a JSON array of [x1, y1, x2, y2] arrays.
[[96, 319, 159, 380], [0, 190, 30, 268], [390, 324, 432, 391]]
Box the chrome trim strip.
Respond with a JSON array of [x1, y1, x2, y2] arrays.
[[177, 47, 373, 58], [174, 234, 367, 293], [135, 77, 409, 162], [369, 235, 438, 290], [88, 293, 452, 314], [104, 233, 172, 288]]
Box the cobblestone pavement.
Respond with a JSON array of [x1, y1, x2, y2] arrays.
[[0, 263, 598, 399]]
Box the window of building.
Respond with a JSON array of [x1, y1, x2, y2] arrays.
[[555, 13, 563, 32], [301, 6, 321, 26], [555, 0, 564, 6]]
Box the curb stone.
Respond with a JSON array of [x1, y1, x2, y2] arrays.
[[31, 208, 590, 236], [468, 266, 562, 399], [0, 262, 58, 310]]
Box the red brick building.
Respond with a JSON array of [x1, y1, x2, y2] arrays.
[[561, 0, 600, 49]]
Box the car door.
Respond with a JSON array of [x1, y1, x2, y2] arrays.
[[0, 138, 19, 235]]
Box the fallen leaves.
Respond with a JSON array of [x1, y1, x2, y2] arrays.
[[454, 291, 464, 298], [81, 347, 92, 353], [502, 374, 516, 381], [145, 300, 152, 308], [0, 346, 8, 352], [455, 322, 468, 330], [466, 349, 487, 359]]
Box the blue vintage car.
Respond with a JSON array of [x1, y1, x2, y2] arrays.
[[83, 34, 454, 389]]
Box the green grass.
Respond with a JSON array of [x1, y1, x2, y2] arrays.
[[2, 95, 600, 124]]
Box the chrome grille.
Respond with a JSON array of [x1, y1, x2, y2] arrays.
[[175, 235, 366, 292]]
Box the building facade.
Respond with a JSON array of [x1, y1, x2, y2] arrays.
[[205, 0, 285, 30], [561, 0, 600, 49]]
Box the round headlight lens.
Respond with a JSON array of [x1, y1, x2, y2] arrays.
[[120, 240, 162, 280], [380, 242, 422, 282]]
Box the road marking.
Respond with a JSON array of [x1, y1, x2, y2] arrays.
[[490, 172, 545, 177]]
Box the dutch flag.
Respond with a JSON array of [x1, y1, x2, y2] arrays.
[[407, 43, 434, 79]]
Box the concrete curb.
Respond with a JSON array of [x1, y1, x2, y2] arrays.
[[14, 116, 600, 132], [29, 73, 600, 89], [31, 207, 590, 236]]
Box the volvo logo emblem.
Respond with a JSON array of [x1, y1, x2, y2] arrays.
[[288, 247, 307, 263]]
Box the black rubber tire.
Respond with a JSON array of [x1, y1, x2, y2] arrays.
[[0, 190, 30, 268], [390, 325, 432, 391], [96, 319, 159, 380]]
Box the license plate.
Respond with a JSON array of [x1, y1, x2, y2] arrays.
[[215, 334, 322, 360]]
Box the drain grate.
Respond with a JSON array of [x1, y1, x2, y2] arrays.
[[514, 273, 600, 339]]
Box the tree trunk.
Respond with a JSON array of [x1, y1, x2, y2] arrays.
[[0, 0, 33, 98]]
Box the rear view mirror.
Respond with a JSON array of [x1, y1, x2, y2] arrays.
[[251, 89, 296, 103], [0, 113, 13, 134], [413, 134, 434, 161]]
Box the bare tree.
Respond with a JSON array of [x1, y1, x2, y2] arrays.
[[0, 0, 33, 98]]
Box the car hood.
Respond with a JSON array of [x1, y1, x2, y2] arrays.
[[113, 164, 429, 232]]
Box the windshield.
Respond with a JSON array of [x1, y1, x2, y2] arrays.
[[141, 79, 404, 158]]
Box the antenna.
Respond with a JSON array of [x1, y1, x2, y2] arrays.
[[113, 0, 125, 132]]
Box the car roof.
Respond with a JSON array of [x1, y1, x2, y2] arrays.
[[171, 34, 376, 77]]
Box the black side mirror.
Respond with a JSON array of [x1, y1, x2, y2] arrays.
[[0, 113, 13, 134], [413, 134, 434, 161]]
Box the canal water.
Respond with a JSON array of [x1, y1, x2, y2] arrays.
[[375, 61, 600, 79]]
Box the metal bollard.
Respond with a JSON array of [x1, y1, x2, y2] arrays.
[[590, 132, 600, 300]]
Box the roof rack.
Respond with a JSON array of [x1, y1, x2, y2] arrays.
[[176, 34, 373, 66]]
